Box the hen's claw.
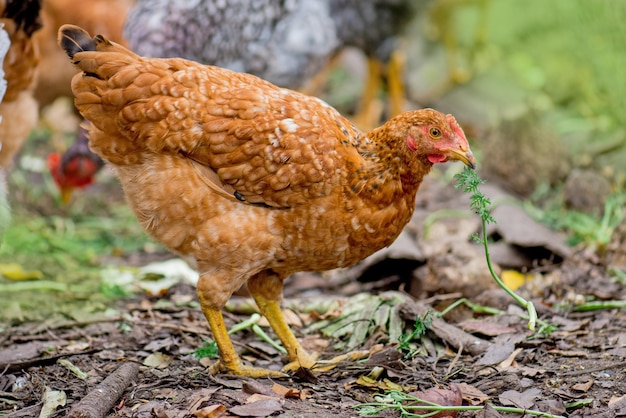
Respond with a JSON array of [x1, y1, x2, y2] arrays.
[[282, 350, 319, 372]]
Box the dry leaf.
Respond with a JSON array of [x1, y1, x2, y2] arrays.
[[271, 383, 307, 400], [193, 404, 227, 418], [246, 394, 279, 404], [497, 347, 523, 369], [187, 388, 221, 412], [480, 403, 503, 418], [242, 380, 274, 396], [572, 380, 594, 392], [143, 352, 173, 369], [406, 384, 463, 418], [355, 375, 404, 391], [454, 382, 490, 404], [609, 394, 626, 408], [39, 387, 67, 418], [229, 399, 283, 417], [499, 388, 541, 409], [478, 334, 524, 366]]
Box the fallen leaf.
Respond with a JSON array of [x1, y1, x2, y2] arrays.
[[481, 403, 502, 418], [609, 394, 626, 409], [242, 380, 274, 396], [478, 334, 524, 366], [406, 384, 463, 418], [454, 382, 490, 404], [39, 387, 67, 418], [355, 375, 404, 392], [489, 199, 571, 259], [518, 365, 546, 377], [497, 347, 523, 369], [229, 399, 283, 417], [193, 404, 227, 418], [271, 383, 307, 400], [572, 380, 594, 392], [499, 388, 541, 409], [143, 352, 173, 369], [246, 394, 279, 404], [187, 388, 220, 413], [144, 337, 178, 352], [152, 408, 170, 418], [551, 316, 589, 332], [535, 399, 566, 416]]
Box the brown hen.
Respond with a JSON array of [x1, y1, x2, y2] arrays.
[[59, 25, 476, 377]]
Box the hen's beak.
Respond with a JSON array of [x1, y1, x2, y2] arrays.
[[447, 148, 477, 169], [60, 187, 74, 204]]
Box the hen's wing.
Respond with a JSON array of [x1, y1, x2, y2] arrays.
[[61, 25, 364, 208]]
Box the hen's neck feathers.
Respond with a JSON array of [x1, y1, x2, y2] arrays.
[[349, 121, 431, 209]]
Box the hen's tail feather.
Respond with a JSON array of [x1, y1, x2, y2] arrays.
[[58, 24, 96, 60]]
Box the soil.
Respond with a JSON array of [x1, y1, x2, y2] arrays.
[[1, 171, 625, 418]]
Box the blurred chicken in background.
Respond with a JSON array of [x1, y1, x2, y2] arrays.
[[36, 0, 131, 202], [47, 125, 104, 204], [0, 0, 43, 170], [125, 0, 416, 126], [33, 0, 132, 107]]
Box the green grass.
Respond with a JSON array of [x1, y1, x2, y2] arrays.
[[525, 189, 625, 251]]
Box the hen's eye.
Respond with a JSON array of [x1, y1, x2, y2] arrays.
[[429, 127, 442, 139]]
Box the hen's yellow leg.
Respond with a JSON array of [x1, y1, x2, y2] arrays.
[[201, 307, 286, 377], [198, 274, 286, 378], [248, 273, 317, 371], [253, 293, 318, 370]]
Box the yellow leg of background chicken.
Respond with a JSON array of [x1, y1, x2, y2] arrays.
[[351, 57, 384, 131], [247, 272, 318, 371], [386, 49, 407, 119], [199, 287, 286, 377]]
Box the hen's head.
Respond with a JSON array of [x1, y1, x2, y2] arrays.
[[47, 152, 102, 204], [389, 109, 476, 169]]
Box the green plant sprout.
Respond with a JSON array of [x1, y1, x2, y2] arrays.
[[193, 339, 219, 359], [454, 166, 538, 331], [398, 311, 433, 357]]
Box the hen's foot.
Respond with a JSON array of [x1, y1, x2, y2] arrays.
[[282, 349, 371, 373], [282, 349, 319, 372], [209, 360, 287, 378], [311, 349, 372, 373]]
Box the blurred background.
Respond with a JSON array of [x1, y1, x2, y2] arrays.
[[0, 0, 624, 323]]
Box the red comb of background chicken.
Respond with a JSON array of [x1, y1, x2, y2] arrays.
[[47, 126, 103, 203]]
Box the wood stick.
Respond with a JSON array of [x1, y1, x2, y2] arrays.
[[68, 362, 139, 418]]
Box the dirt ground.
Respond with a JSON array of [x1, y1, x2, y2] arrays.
[[1, 173, 625, 418]]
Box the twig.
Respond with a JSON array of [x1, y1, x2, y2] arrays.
[[67, 362, 139, 418]]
